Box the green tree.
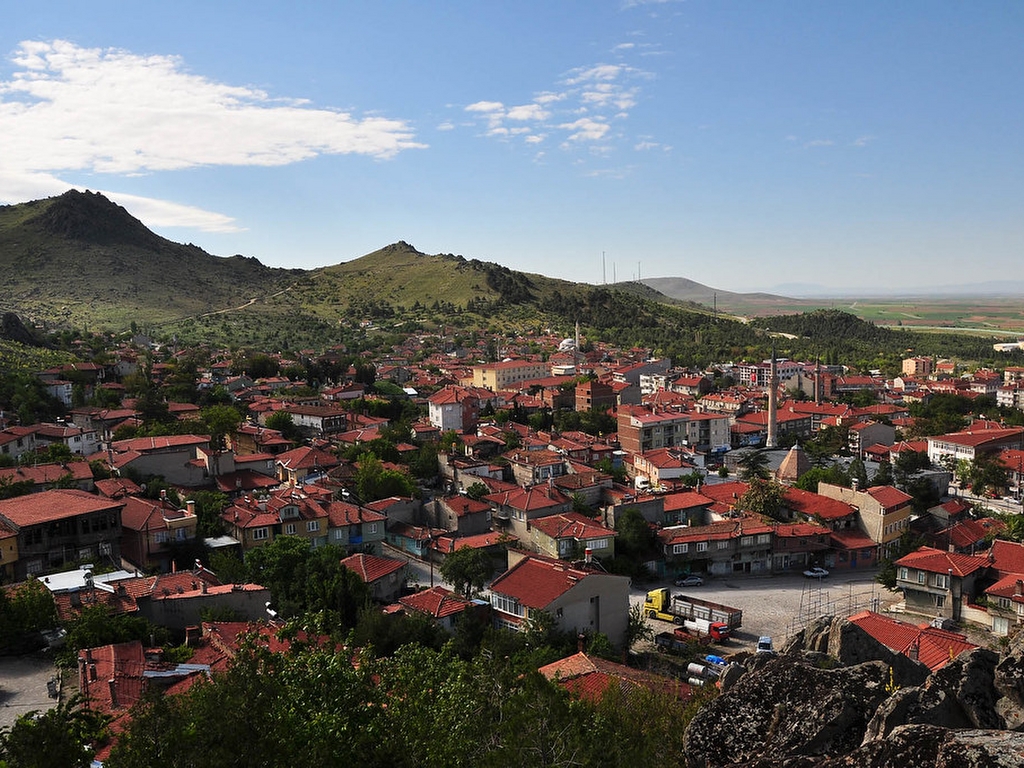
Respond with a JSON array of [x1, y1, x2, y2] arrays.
[[614, 507, 654, 560], [465, 482, 489, 501], [794, 464, 849, 493], [737, 450, 771, 481], [263, 410, 301, 442], [201, 405, 243, 454], [439, 546, 492, 598], [738, 477, 788, 522], [0, 695, 109, 768], [0, 579, 57, 652], [624, 601, 654, 651], [184, 490, 228, 538]]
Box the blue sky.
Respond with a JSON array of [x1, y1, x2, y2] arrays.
[[2, 1, 1022, 293]]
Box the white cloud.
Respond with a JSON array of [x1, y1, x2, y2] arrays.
[[460, 56, 654, 156], [534, 91, 567, 105], [852, 135, 876, 147], [804, 139, 835, 148], [0, 39, 425, 231], [465, 100, 505, 114], [506, 103, 549, 121], [563, 64, 627, 85], [436, 121, 455, 131], [525, 134, 545, 144], [613, 43, 636, 52], [559, 118, 610, 142]]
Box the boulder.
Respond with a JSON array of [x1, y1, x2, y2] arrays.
[[683, 657, 891, 767]]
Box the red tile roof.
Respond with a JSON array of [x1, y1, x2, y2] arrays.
[[848, 610, 976, 671], [0, 488, 123, 527], [398, 586, 472, 619], [539, 651, 691, 703], [489, 555, 596, 609], [340, 553, 407, 583], [988, 539, 1024, 577], [864, 485, 913, 509], [894, 546, 990, 577], [529, 512, 617, 542]]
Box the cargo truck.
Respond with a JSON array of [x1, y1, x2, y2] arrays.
[[643, 588, 743, 630]]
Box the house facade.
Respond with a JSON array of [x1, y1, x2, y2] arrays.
[[0, 489, 125, 580]]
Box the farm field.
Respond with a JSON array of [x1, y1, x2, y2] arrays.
[[722, 295, 1024, 336]]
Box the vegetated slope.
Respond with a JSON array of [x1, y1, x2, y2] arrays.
[[641, 276, 810, 315], [751, 308, 1023, 368], [0, 190, 299, 329]]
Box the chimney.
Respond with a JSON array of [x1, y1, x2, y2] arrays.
[[577, 633, 586, 654], [1015, 580, 1023, 597], [187, 500, 196, 516], [108, 679, 118, 709], [160, 489, 167, 501], [89, 663, 97, 682], [585, 548, 593, 563]]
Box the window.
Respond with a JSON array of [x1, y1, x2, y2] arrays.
[[154, 531, 169, 544], [898, 567, 909, 581], [368, 523, 378, 534], [696, 542, 708, 553], [717, 540, 729, 550], [333, 529, 344, 540], [673, 543, 688, 555], [307, 520, 319, 532], [740, 536, 753, 547], [757, 534, 770, 545], [284, 523, 296, 535], [933, 573, 949, 589], [252, 527, 269, 541], [917, 571, 925, 585], [590, 538, 608, 550], [491, 593, 525, 617], [935, 595, 946, 608]]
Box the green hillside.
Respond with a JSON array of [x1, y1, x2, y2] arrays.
[[0, 190, 300, 330], [0, 191, 1017, 372]]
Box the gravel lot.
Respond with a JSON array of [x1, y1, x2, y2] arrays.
[[0, 654, 60, 730], [631, 569, 897, 654]]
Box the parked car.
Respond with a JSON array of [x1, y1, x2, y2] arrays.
[[803, 566, 829, 579], [674, 574, 704, 587], [756, 636, 774, 654]]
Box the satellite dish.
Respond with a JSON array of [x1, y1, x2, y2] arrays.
[[140, 483, 147, 492]]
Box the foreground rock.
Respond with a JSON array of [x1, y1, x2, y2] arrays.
[[684, 615, 1024, 767], [684, 657, 891, 766]]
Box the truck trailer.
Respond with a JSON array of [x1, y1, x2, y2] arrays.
[[643, 588, 743, 631]]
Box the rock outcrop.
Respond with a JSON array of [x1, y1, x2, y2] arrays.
[[684, 657, 891, 766], [685, 617, 1024, 767]]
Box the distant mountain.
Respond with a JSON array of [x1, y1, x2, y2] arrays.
[[0, 192, 704, 341], [0, 190, 299, 328]]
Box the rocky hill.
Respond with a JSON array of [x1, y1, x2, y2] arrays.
[[682, 615, 1024, 766], [0, 190, 299, 329]]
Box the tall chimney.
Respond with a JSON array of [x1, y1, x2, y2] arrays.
[[108, 679, 118, 709], [766, 343, 778, 449]]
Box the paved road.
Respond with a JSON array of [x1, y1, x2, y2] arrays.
[[631, 570, 896, 654], [0, 655, 60, 730]]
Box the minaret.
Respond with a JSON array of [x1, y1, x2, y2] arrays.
[[766, 342, 778, 449], [814, 356, 822, 405]]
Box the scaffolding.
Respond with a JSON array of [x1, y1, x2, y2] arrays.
[[786, 579, 886, 638]]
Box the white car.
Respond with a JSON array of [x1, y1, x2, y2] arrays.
[[803, 567, 829, 579], [674, 574, 704, 587]]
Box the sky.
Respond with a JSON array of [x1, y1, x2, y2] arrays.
[[2, 1, 1023, 294]]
